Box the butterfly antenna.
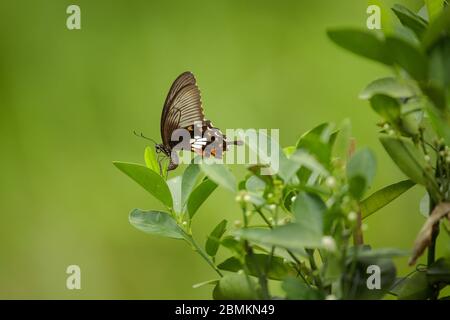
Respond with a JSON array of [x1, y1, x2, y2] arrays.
[[133, 130, 158, 145]]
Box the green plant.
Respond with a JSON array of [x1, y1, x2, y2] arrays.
[[328, 1, 450, 299], [114, 1, 449, 300], [114, 122, 417, 299]]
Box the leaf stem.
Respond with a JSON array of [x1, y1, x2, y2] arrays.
[[187, 235, 223, 277], [254, 206, 312, 287], [352, 210, 364, 246], [242, 206, 270, 299], [244, 241, 270, 299], [306, 248, 324, 290]]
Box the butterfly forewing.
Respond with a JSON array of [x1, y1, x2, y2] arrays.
[[161, 73, 205, 146], [161, 72, 196, 117]]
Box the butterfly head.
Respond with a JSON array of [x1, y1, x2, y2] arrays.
[[155, 143, 169, 155]]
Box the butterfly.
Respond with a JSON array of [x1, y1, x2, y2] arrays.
[[137, 71, 242, 173]]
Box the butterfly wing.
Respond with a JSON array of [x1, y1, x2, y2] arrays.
[[161, 72, 205, 146]]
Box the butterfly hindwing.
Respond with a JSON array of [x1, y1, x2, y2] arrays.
[[185, 120, 227, 158]]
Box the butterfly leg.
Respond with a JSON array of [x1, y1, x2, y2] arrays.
[[157, 154, 164, 177]]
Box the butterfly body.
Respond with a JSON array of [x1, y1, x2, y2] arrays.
[[157, 71, 241, 172]]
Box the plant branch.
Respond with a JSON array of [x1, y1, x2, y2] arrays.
[[241, 206, 270, 299], [306, 248, 324, 290], [254, 206, 312, 287], [188, 235, 223, 277], [352, 210, 364, 246]]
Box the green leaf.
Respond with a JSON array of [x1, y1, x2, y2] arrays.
[[237, 130, 282, 177], [322, 253, 342, 284], [192, 279, 219, 289], [369, 94, 401, 123], [425, 0, 445, 22], [213, 274, 262, 300], [144, 146, 159, 174], [200, 163, 236, 192], [429, 38, 450, 88], [296, 123, 329, 146], [329, 130, 339, 148], [323, 204, 343, 236], [245, 176, 266, 193], [278, 154, 302, 183], [236, 224, 324, 251], [392, 4, 428, 39], [187, 179, 218, 218], [361, 180, 416, 219], [290, 150, 329, 177], [283, 146, 296, 158], [167, 176, 183, 214], [397, 271, 432, 299], [160, 158, 169, 178], [292, 192, 326, 235], [285, 191, 328, 239], [332, 118, 352, 161], [296, 123, 333, 168], [379, 136, 428, 186], [420, 193, 430, 218], [181, 163, 202, 207], [327, 29, 393, 65], [282, 277, 324, 300], [359, 77, 417, 100], [129, 209, 186, 240], [421, 82, 447, 110], [370, 94, 419, 136], [427, 257, 450, 285], [346, 148, 377, 199], [205, 219, 227, 257], [218, 254, 294, 281], [385, 36, 428, 82], [427, 106, 450, 146], [246, 254, 294, 281], [422, 5, 450, 50], [217, 256, 242, 272], [220, 235, 244, 255], [249, 131, 299, 182], [242, 192, 266, 207], [349, 247, 410, 259], [113, 162, 173, 208]]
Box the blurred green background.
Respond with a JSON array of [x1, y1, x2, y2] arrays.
[[0, 0, 446, 299]]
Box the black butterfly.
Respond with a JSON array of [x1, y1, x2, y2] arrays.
[[141, 71, 241, 173]]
